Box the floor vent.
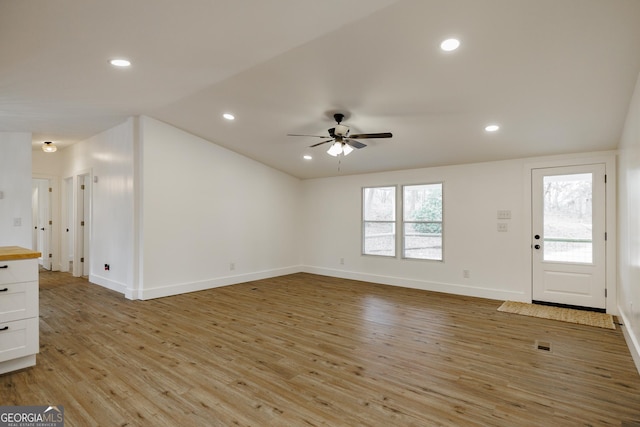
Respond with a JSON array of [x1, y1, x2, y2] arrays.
[[536, 340, 551, 352]]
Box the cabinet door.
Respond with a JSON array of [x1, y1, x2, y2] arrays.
[[0, 317, 39, 362], [0, 281, 39, 323], [0, 259, 39, 285]]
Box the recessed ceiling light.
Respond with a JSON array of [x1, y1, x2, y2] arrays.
[[485, 124, 500, 132], [223, 113, 235, 121], [109, 58, 131, 67], [303, 155, 312, 160], [440, 38, 460, 52]]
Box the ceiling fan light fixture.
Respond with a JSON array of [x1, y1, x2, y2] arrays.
[[327, 142, 343, 157], [342, 144, 354, 156], [42, 141, 57, 153]]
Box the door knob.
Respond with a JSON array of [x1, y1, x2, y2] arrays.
[[534, 244, 541, 250], [534, 235, 540, 239]]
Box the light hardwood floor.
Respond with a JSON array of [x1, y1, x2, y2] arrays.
[[2, 271, 639, 426]]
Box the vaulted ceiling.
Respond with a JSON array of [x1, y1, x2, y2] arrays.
[[3, 0, 640, 179]]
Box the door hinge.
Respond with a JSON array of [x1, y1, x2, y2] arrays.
[[604, 174, 607, 183], [49, 253, 52, 258], [605, 289, 607, 298], [48, 220, 52, 225], [81, 184, 85, 190], [80, 257, 84, 262], [80, 221, 85, 226], [605, 232, 607, 241], [48, 187, 52, 192]]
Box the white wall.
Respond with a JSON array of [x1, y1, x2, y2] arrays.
[[302, 152, 616, 305], [138, 116, 302, 299], [618, 73, 640, 370], [58, 118, 136, 295], [0, 132, 33, 248]]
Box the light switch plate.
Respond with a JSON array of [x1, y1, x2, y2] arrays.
[[497, 210, 511, 219]]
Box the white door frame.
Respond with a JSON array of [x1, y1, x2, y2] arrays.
[[523, 152, 617, 314]]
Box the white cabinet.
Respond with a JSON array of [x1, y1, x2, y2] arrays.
[[0, 251, 40, 375]]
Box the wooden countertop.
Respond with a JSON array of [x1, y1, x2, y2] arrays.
[[0, 246, 41, 261]]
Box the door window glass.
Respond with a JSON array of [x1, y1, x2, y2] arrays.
[[543, 173, 593, 263]]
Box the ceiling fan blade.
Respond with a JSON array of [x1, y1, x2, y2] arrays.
[[287, 133, 330, 138], [345, 139, 367, 149], [309, 140, 333, 148], [348, 132, 393, 139]]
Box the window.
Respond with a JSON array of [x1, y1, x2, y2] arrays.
[[403, 183, 443, 260], [362, 186, 396, 256]]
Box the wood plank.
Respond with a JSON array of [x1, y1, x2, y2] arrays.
[[1, 270, 639, 426]]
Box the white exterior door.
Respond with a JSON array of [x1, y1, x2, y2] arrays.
[[532, 164, 607, 310]]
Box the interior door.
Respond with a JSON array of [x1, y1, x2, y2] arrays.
[[82, 175, 90, 277], [532, 164, 606, 310], [32, 178, 52, 270], [75, 175, 90, 277]]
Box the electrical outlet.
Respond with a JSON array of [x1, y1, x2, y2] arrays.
[[230, 262, 235, 271], [104, 264, 110, 271], [340, 258, 344, 265], [13, 218, 21, 227], [497, 223, 508, 232], [463, 269, 470, 279]]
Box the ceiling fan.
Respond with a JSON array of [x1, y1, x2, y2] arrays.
[[288, 113, 392, 157]]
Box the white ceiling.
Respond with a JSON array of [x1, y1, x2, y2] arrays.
[[3, 0, 640, 179]]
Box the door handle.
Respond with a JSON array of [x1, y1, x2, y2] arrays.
[[0, 288, 8, 292], [534, 244, 541, 250], [0, 265, 7, 269], [534, 235, 540, 240], [0, 326, 8, 331]]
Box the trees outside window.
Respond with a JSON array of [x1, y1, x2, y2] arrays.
[[362, 186, 396, 256], [403, 183, 443, 260]]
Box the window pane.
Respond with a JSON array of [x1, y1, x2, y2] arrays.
[[542, 173, 592, 263], [364, 222, 396, 256], [363, 187, 396, 221], [403, 184, 442, 221], [404, 223, 442, 260], [403, 183, 443, 260]]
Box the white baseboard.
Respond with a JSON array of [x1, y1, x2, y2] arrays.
[[92, 265, 525, 305], [136, 266, 301, 300], [302, 266, 526, 302], [0, 354, 36, 375], [89, 273, 127, 295], [617, 306, 640, 375]]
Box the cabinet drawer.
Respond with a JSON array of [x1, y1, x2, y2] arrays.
[[0, 317, 39, 363], [0, 281, 38, 323], [0, 259, 38, 285]]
